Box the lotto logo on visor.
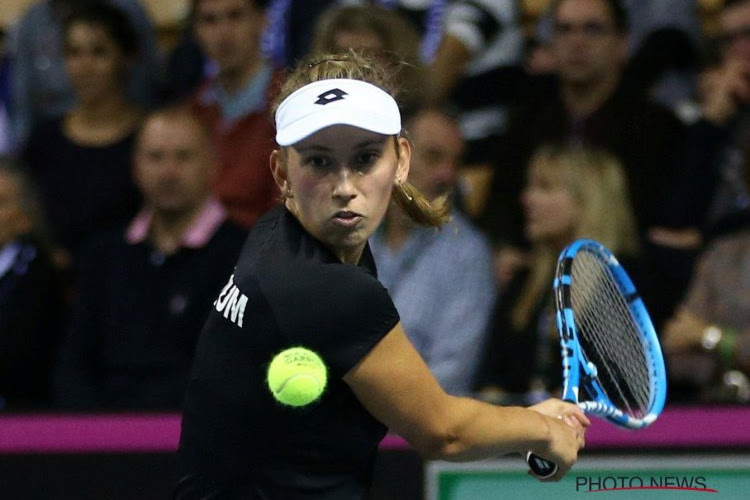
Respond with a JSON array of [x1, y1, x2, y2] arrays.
[[315, 88, 347, 105], [275, 79, 401, 146]]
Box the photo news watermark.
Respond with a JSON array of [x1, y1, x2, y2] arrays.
[[575, 475, 719, 493]]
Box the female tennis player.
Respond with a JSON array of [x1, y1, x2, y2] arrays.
[[175, 51, 589, 499]]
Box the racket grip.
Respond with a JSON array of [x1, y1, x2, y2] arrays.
[[525, 451, 558, 478]]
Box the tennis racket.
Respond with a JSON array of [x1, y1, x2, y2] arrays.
[[526, 238, 667, 478]]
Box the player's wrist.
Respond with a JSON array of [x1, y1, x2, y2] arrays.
[[532, 411, 554, 455]]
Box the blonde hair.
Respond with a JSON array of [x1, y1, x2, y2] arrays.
[[273, 51, 450, 228], [512, 144, 640, 329]]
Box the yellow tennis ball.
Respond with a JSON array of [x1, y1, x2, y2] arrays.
[[267, 347, 327, 407]]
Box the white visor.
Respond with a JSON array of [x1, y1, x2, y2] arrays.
[[275, 79, 401, 146]]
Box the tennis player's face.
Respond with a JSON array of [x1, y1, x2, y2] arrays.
[[64, 22, 127, 103], [522, 162, 580, 245], [274, 125, 409, 264]]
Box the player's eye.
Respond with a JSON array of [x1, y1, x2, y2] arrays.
[[351, 151, 380, 172], [303, 155, 332, 170]]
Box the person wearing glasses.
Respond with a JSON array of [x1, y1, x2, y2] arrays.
[[479, 0, 688, 331]]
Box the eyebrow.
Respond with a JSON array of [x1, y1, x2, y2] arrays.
[[293, 138, 388, 154]]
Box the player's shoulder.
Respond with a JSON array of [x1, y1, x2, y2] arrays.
[[233, 206, 286, 269]]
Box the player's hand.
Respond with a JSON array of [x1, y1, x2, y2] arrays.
[[527, 399, 589, 481], [529, 399, 590, 429]]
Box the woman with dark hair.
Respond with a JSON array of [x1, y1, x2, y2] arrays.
[[24, 2, 143, 269]]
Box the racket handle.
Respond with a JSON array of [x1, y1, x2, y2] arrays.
[[525, 451, 558, 478]]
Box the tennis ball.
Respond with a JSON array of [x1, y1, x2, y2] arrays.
[[267, 347, 327, 407]]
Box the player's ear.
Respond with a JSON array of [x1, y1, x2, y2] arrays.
[[270, 148, 291, 196], [395, 136, 410, 184]]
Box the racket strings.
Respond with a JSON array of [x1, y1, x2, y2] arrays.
[[570, 252, 652, 418]]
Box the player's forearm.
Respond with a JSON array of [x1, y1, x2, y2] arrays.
[[423, 395, 551, 462]]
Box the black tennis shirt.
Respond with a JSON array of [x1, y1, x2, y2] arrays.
[[176, 205, 400, 499]]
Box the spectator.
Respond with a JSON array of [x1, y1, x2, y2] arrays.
[[161, 26, 207, 106], [370, 107, 496, 395], [310, 4, 425, 115], [475, 144, 640, 405], [10, 0, 160, 148], [0, 157, 66, 410], [403, 0, 527, 216], [479, 0, 686, 329], [53, 105, 246, 410], [662, 0, 750, 239], [263, 0, 337, 67], [620, 0, 703, 115], [23, 2, 144, 270], [662, 185, 750, 404], [533, 0, 704, 113], [190, 0, 281, 229], [662, 145, 750, 403], [425, 0, 526, 164], [662, 229, 750, 403]]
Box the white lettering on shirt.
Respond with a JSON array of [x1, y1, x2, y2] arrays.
[[214, 274, 248, 328]]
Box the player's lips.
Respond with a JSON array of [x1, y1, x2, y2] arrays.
[[332, 210, 363, 226]]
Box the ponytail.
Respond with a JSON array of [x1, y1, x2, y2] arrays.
[[391, 180, 451, 228]]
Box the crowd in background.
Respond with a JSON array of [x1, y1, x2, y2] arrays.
[[1, 0, 749, 412]]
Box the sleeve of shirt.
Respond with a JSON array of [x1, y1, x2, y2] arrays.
[[269, 265, 400, 379], [443, 0, 507, 55]]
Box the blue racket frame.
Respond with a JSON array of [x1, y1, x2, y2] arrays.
[[554, 238, 667, 428], [526, 239, 668, 479]]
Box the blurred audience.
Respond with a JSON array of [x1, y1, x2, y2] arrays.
[[264, 0, 337, 67], [310, 3, 425, 115], [189, 0, 280, 228], [370, 107, 496, 395], [479, 0, 687, 330], [2, 0, 745, 411], [0, 157, 66, 410], [533, 0, 704, 113], [424, 0, 526, 169], [54, 105, 246, 410], [663, 200, 750, 403], [284, 0, 525, 188], [10, 0, 160, 148], [620, 0, 703, 115], [663, 0, 750, 240], [475, 144, 640, 405], [23, 2, 144, 270], [161, 24, 207, 106]]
